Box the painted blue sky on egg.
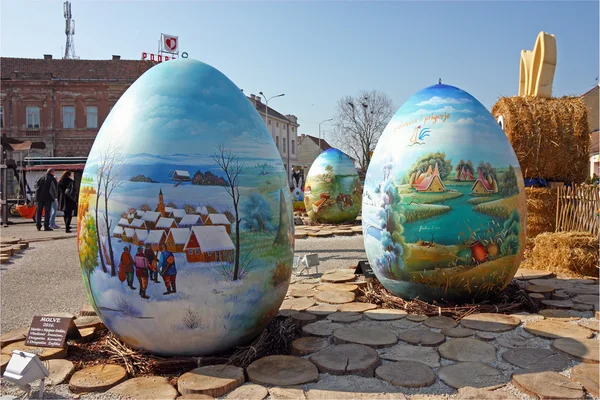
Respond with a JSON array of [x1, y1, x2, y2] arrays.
[[311, 148, 357, 176], [88, 58, 278, 166], [369, 83, 521, 181]]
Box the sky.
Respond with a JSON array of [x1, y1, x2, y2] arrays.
[[1, 1, 598, 143]]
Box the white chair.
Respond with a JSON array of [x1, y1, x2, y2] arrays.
[[298, 253, 319, 276]]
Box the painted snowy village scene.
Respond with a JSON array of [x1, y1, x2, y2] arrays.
[[363, 84, 527, 302], [77, 59, 294, 356]]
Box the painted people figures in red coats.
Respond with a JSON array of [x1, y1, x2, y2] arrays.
[[134, 246, 151, 299], [158, 243, 177, 295]]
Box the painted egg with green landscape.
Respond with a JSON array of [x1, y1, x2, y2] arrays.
[[77, 58, 294, 356], [304, 148, 362, 223], [362, 83, 526, 303]]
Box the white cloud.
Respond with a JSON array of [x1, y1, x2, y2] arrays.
[[455, 118, 476, 125], [410, 106, 473, 117], [416, 96, 473, 106]]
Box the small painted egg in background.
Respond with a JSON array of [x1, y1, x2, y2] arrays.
[[362, 83, 526, 303], [77, 58, 294, 356], [304, 148, 361, 224]]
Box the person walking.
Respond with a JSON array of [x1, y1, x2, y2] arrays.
[[158, 243, 177, 295], [57, 171, 77, 233], [134, 246, 150, 299], [144, 243, 159, 283], [118, 245, 136, 290], [34, 168, 57, 231], [49, 176, 60, 230]]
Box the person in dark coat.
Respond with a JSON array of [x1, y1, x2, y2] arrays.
[[144, 243, 159, 283], [57, 171, 77, 233], [34, 168, 57, 231]]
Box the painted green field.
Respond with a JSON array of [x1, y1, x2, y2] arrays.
[[474, 195, 519, 219], [398, 203, 451, 223], [402, 191, 463, 205], [443, 179, 475, 186]]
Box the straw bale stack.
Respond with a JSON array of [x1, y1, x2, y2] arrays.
[[491, 96, 589, 183], [524, 231, 599, 277], [525, 187, 557, 238]]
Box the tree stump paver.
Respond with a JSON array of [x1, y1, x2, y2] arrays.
[[514, 269, 554, 280], [291, 337, 331, 356], [280, 297, 316, 312], [552, 338, 600, 363], [363, 309, 407, 321], [292, 312, 317, 328], [512, 370, 584, 399], [572, 294, 600, 308], [375, 361, 435, 388], [1, 340, 67, 360], [45, 359, 75, 386], [578, 318, 599, 332], [309, 344, 381, 377], [247, 355, 319, 386], [306, 304, 338, 317], [438, 338, 496, 363], [571, 363, 599, 398], [79, 303, 97, 316], [337, 303, 377, 313], [289, 289, 319, 298], [327, 311, 363, 323], [74, 315, 105, 330], [321, 271, 356, 283], [406, 315, 429, 322], [314, 291, 355, 304], [501, 348, 570, 371], [454, 387, 519, 399], [0, 327, 28, 347], [539, 309, 578, 320], [69, 364, 128, 393], [526, 285, 555, 298], [459, 313, 520, 332], [398, 329, 445, 346], [423, 316, 458, 329], [333, 326, 397, 348], [438, 362, 508, 390], [316, 283, 358, 292], [178, 365, 245, 398], [379, 344, 440, 367], [269, 386, 307, 400], [225, 384, 269, 400], [541, 299, 574, 309], [109, 376, 179, 400], [302, 321, 344, 337], [441, 327, 475, 338], [524, 320, 594, 340]]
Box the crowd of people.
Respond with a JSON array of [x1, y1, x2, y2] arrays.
[[33, 168, 77, 233]]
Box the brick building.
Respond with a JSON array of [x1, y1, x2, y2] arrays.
[[1, 55, 155, 157]]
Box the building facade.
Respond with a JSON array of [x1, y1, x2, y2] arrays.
[[1, 55, 155, 157], [247, 94, 299, 177], [581, 85, 599, 178]]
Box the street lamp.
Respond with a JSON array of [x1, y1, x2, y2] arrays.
[[259, 91, 285, 135], [319, 118, 333, 153]]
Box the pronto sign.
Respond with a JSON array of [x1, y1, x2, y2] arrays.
[[25, 316, 79, 348]]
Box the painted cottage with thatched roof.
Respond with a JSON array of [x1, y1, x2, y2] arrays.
[[471, 169, 499, 195], [414, 163, 446, 192]]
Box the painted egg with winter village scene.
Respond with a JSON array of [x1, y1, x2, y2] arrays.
[[77, 58, 294, 356], [362, 83, 526, 303], [304, 148, 362, 223]]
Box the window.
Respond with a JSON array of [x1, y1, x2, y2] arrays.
[[283, 138, 287, 153], [188, 249, 193, 255], [292, 127, 295, 132], [26, 106, 40, 129], [292, 140, 295, 154], [268, 120, 271, 125], [62, 106, 75, 129], [276, 136, 279, 149], [276, 122, 279, 128], [195, 249, 200, 255], [0, 106, 3, 128], [86, 106, 98, 128]]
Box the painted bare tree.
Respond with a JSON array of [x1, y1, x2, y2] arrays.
[[212, 143, 243, 281], [96, 142, 124, 276], [331, 90, 394, 172]]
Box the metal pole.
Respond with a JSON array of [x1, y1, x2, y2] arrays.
[[318, 118, 333, 153]]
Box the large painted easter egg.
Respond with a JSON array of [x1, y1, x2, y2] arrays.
[[304, 148, 361, 223], [77, 59, 294, 356], [363, 83, 526, 303]]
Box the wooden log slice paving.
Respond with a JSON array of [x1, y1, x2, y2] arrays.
[[423, 316, 457, 329], [438, 362, 508, 390], [379, 345, 440, 367], [364, 309, 407, 321], [74, 315, 105, 330], [501, 348, 570, 371], [225, 384, 269, 400], [515, 269, 554, 280], [573, 303, 595, 311], [178, 395, 215, 399], [0, 256, 10, 264], [406, 314, 429, 322], [572, 295, 600, 308], [455, 387, 519, 400], [552, 338, 600, 363], [475, 332, 496, 341], [308, 232, 333, 238], [524, 320, 594, 340], [332, 230, 354, 236], [278, 309, 299, 317], [79, 303, 97, 316], [289, 283, 316, 291], [441, 327, 475, 338], [552, 291, 571, 301], [351, 226, 363, 232], [306, 304, 338, 318], [539, 309, 578, 320], [398, 329, 445, 346], [314, 291, 355, 304], [565, 285, 600, 296], [178, 365, 245, 398], [0, 248, 13, 256], [0, 327, 28, 347], [305, 377, 405, 400], [438, 338, 496, 363], [321, 271, 356, 283], [1, 340, 67, 360], [529, 293, 544, 307], [578, 319, 600, 332], [326, 312, 362, 323], [269, 386, 306, 400], [69, 364, 128, 393], [316, 283, 357, 292], [375, 361, 435, 388], [512, 370, 584, 399], [2, 237, 21, 245], [289, 289, 318, 298], [45, 359, 75, 385], [541, 299, 574, 309], [18, 242, 28, 250], [302, 322, 344, 337], [292, 312, 317, 328], [109, 376, 179, 399], [571, 363, 600, 398], [295, 233, 308, 239], [337, 303, 377, 313], [10, 245, 22, 254], [459, 313, 520, 332], [496, 336, 539, 349], [526, 285, 555, 299], [247, 355, 318, 386], [291, 337, 330, 356], [333, 326, 397, 348], [1, 354, 10, 375], [280, 297, 316, 312], [309, 344, 381, 377]]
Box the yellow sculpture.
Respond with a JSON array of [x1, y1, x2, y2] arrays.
[[518, 31, 557, 98]]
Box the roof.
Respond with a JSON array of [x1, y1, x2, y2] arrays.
[[142, 211, 161, 223], [124, 228, 135, 237], [134, 229, 149, 242], [249, 97, 290, 122], [591, 130, 599, 154], [208, 213, 230, 225], [24, 163, 85, 172], [187, 226, 234, 252], [581, 84, 599, 98], [129, 219, 145, 228], [472, 169, 493, 191], [113, 226, 124, 235], [145, 230, 165, 244], [136, 210, 146, 217], [299, 135, 332, 152], [117, 218, 129, 227], [172, 209, 187, 218], [165, 207, 174, 213], [168, 228, 191, 244], [156, 217, 176, 228], [179, 214, 202, 225], [195, 206, 208, 215], [1, 57, 155, 81], [174, 170, 190, 178]]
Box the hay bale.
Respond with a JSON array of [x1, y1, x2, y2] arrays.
[[525, 232, 599, 277], [525, 187, 557, 238], [492, 96, 589, 183]]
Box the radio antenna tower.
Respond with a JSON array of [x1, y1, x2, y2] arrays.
[[63, 1, 78, 59]]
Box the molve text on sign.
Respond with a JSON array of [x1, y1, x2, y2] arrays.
[[25, 316, 73, 348]]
